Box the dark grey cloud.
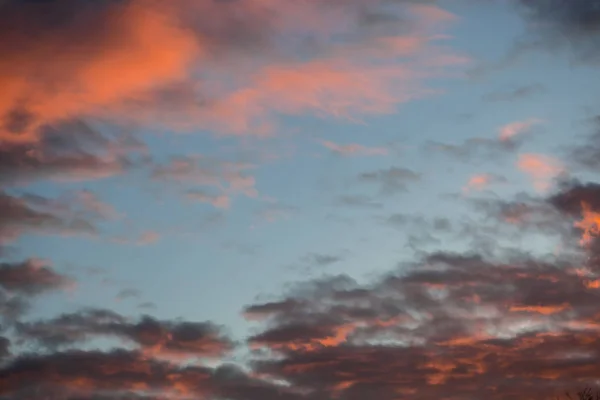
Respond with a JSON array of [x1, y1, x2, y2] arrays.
[[0, 259, 74, 323], [0, 336, 8, 360], [548, 179, 600, 216], [514, 0, 600, 64], [16, 309, 233, 357], [0, 120, 143, 187], [0, 259, 73, 296], [0, 190, 109, 243], [0, 349, 306, 400]]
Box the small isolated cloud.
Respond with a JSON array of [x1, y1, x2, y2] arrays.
[[483, 83, 545, 102], [115, 288, 141, 302], [359, 167, 420, 195], [463, 173, 507, 193], [517, 153, 565, 193], [320, 141, 389, 157], [137, 231, 160, 246], [498, 118, 543, 142], [302, 253, 343, 267], [186, 190, 231, 209], [336, 195, 383, 209]]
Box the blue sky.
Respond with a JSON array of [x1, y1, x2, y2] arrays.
[[2, 1, 600, 399]]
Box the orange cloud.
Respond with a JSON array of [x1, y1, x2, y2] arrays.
[[1, 1, 466, 142], [509, 303, 570, 315], [0, 1, 200, 144], [517, 153, 564, 192], [575, 202, 600, 246]]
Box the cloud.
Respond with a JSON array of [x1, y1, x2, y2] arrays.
[[426, 118, 541, 162], [0, 0, 465, 141], [186, 190, 232, 209], [513, 0, 600, 65], [548, 180, 600, 217], [0, 259, 74, 322], [517, 153, 565, 193], [482, 83, 545, 102], [136, 231, 160, 246], [152, 156, 258, 200], [0, 119, 141, 187], [0, 191, 101, 244], [16, 309, 233, 359], [0, 259, 74, 296], [498, 118, 543, 142], [320, 141, 389, 157], [115, 289, 141, 302], [463, 173, 507, 193], [568, 118, 600, 170], [358, 166, 421, 194], [471, 1, 600, 77], [336, 195, 383, 209], [302, 253, 342, 267], [242, 236, 600, 398], [0, 0, 199, 144]]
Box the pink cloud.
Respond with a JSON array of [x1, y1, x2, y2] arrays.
[[517, 153, 565, 193], [498, 118, 543, 142], [462, 173, 506, 193]]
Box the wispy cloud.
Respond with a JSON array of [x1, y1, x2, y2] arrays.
[[517, 153, 565, 193], [498, 118, 543, 142], [320, 141, 389, 157]]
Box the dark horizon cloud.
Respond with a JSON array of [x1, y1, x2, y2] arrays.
[[3, 180, 600, 399]]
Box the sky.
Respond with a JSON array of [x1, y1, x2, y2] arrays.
[[1, 0, 600, 399]]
